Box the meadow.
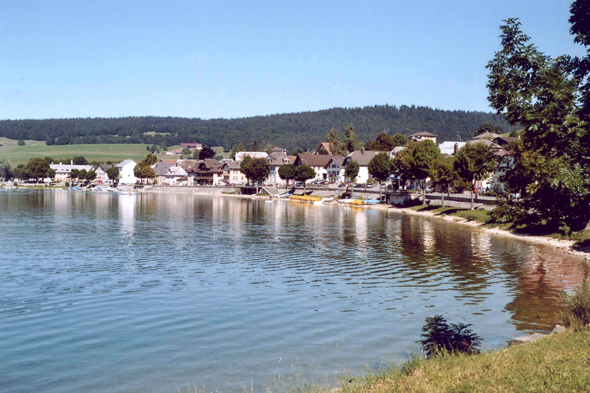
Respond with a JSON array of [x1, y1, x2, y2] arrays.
[[0, 138, 228, 165]]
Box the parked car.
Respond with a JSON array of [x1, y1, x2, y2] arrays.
[[294, 181, 304, 187]]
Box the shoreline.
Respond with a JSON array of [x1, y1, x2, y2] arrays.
[[10, 184, 586, 261]]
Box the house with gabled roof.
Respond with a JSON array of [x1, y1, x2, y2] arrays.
[[93, 164, 115, 183], [267, 152, 294, 185], [324, 156, 345, 183], [409, 131, 437, 144], [116, 159, 138, 184], [189, 159, 224, 185], [50, 162, 93, 182], [235, 151, 269, 163], [313, 142, 332, 155], [294, 154, 343, 181], [341, 150, 380, 183], [222, 161, 246, 185]]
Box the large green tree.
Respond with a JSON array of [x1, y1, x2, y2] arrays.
[[199, 146, 217, 160], [278, 164, 296, 187], [344, 160, 360, 183], [0, 160, 12, 180], [429, 157, 455, 207], [294, 165, 316, 192], [454, 143, 496, 210], [107, 167, 120, 185], [411, 140, 441, 202], [72, 156, 88, 165], [344, 124, 361, 153], [368, 153, 392, 199], [392, 133, 408, 147], [242, 157, 270, 185], [487, 17, 590, 231], [326, 127, 347, 156], [26, 158, 49, 183], [370, 133, 394, 151]]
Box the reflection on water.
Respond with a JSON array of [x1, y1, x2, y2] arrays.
[[0, 190, 588, 393]]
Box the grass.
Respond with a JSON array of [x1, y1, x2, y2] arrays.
[[0, 138, 230, 165], [337, 329, 590, 392], [406, 204, 492, 224]]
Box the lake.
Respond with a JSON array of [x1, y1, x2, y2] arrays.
[[0, 190, 587, 392]]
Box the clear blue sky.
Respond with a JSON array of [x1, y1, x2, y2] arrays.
[[0, 0, 584, 120]]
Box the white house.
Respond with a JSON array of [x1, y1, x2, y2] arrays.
[[50, 162, 93, 182], [294, 154, 343, 182], [409, 131, 437, 144], [342, 150, 379, 183], [234, 151, 268, 164], [438, 141, 466, 156], [324, 157, 345, 183], [116, 159, 138, 185], [222, 161, 247, 185]]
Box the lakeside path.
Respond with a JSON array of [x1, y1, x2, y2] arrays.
[[140, 185, 590, 261]]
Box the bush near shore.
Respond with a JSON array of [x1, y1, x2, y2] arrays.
[[313, 280, 590, 393]]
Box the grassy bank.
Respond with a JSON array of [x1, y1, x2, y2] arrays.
[[404, 204, 590, 248], [337, 329, 590, 392]]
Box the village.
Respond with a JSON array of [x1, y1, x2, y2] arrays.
[[43, 131, 515, 201]]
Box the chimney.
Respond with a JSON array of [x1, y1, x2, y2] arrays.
[[454, 143, 458, 155], [361, 147, 365, 155], [71, 159, 73, 165]]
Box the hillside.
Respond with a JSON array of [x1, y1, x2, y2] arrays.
[[0, 105, 515, 152]]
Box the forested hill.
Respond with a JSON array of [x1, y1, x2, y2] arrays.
[[0, 105, 514, 151]]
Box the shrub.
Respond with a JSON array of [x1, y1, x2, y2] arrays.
[[418, 315, 482, 358], [558, 278, 590, 330], [65, 181, 70, 187]]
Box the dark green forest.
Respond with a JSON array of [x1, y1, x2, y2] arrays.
[[0, 104, 514, 151]]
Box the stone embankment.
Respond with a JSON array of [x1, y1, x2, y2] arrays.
[[509, 325, 567, 346]]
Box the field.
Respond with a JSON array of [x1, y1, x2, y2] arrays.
[[0, 138, 229, 165]]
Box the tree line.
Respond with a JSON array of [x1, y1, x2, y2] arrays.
[[0, 105, 515, 153]]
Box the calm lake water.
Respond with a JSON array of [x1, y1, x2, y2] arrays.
[[0, 190, 588, 392]]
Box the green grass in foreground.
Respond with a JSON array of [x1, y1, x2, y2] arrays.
[[336, 330, 590, 393]]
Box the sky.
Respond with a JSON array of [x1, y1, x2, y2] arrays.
[[0, 0, 585, 120]]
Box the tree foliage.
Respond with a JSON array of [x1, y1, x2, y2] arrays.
[[199, 146, 216, 160], [487, 17, 590, 231], [367, 133, 394, 151], [72, 156, 88, 165], [278, 164, 296, 187], [326, 127, 347, 156], [454, 142, 497, 209], [430, 157, 455, 206], [368, 153, 392, 198], [107, 167, 120, 184], [295, 165, 316, 191], [241, 157, 270, 185], [25, 158, 49, 182], [344, 160, 360, 182], [344, 124, 362, 153], [0, 106, 515, 153], [411, 140, 441, 201], [0, 160, 13, 180], [391, 133, 408, 148]]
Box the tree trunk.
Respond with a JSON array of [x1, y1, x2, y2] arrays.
[[422, 181, 426, 204], [441, 189, 445, 208], [379, 183, 382, 202], [471, 182, 475, 210]]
